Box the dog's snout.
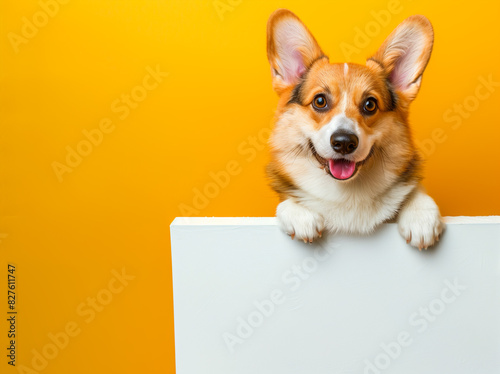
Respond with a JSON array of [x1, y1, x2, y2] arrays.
[[331, 131, 358, 155]]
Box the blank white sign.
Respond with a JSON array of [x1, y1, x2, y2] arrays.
[[170, 217, 500, 374]]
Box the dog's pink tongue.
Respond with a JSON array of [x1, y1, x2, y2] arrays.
[[329, 159, 356, 180]]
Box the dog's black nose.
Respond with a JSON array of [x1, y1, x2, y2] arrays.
[[331, 131, 359, 155]]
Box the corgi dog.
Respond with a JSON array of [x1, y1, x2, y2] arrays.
[[266, 9, 444, 249]]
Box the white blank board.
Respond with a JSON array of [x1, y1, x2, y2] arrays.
[[170, 217, 500, 374]]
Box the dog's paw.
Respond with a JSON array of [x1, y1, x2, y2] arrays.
[[397, 191, 445, 250], [276, 199, 324, 243]]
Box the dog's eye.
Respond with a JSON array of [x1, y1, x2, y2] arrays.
[[362, 97, 378, 114], [312, 94, 328, 110]]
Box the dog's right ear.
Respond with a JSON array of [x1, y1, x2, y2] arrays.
[[267, 9, 324, 94]]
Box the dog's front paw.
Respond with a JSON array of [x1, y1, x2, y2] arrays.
[[398, 190, 444, 250], [276, 199, 324, 243]]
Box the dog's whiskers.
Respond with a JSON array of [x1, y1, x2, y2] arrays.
[[281, 143, 307, 164]]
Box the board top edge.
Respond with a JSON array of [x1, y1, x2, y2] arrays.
[[171, 216, 500, 226]]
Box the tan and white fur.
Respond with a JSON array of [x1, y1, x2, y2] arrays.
[[266, 9, 444, 249]]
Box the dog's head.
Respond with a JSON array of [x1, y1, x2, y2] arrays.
[[267, 9, 433, 184]]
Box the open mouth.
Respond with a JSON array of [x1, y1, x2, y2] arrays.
[[308, 141, 373, 181], [328, 159, 357, 180]]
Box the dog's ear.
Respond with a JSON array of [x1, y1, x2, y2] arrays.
[[369, 15, 434, 101], [267, 9, 324, 94]]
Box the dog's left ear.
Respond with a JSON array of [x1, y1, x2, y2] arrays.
[[369, 15, 434, 101], [267, 9, 324, 94]]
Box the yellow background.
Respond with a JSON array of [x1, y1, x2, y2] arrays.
[[1, 0, 499, 372]]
